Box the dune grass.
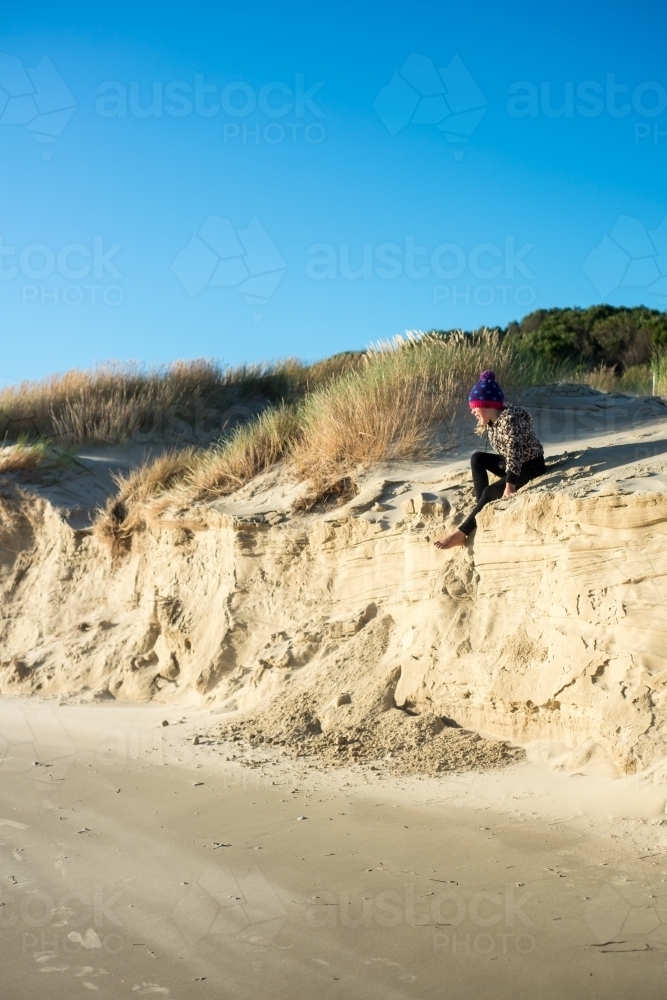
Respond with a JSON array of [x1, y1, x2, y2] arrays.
[[6, 328, 665, 548], [0, 355, 363, 446], [96, 447, 200, 546], [291, 332, 504, 508], [0, 439, 48, 474], [3, 320, 664, 450], [94, 329, 581, 541], [652, 349, 667, 395], [95, 405, 303, 545], [569, 349, 667, 395], [180, 404, 302, 500]]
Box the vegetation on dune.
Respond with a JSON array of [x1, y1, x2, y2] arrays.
[[290, 342, 453, 511], [96, 405, 303, 547], [96, 447, 200, 546], [180, 404, 302, 501], [2, 306, 666, 451], [428, 305, 667, 395], [0, 354, 363, 446], [0, 439, 48, 474], [503, 305, 667, 371], [93, 328, 581, 538], [651, 350, 667, 396], [2, 304, 667, 545]]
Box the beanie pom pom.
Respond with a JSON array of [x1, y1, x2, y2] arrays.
[[479, 370, 496, 381]]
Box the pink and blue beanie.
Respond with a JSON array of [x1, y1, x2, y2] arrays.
[[468, 370, 505, 409]]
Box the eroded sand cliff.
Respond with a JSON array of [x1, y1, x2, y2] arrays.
[[1, 385, 667, 775]]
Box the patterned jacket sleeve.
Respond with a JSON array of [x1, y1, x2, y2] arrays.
[[503, 412, 524, 484]]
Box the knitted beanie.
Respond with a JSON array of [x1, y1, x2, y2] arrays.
[[468, 370, 505, 409]]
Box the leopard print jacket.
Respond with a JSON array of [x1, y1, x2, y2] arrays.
[[487, 405, 544, 484]]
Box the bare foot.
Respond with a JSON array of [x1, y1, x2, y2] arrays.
[[434, 529, 466, 550]]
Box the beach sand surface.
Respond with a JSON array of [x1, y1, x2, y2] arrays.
[[2, 699, 667, 999]]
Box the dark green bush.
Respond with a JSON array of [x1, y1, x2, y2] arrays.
[[504, 306, 667, 370]]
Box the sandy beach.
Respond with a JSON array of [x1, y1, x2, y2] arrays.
[[2, 698, 667, 999]]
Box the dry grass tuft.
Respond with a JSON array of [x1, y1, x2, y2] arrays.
[[652, 350, 667, 395], [0, 441, 48, 474], [573, 364, 627, 393], [0, 355, 363, 446], [290, 346, 453, 510], [95, 406, 303, 545], [570, 350, 667, 396], [95, 447, 197, 547], [181, 404, 301, 502]]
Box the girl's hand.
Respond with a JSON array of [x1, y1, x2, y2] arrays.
[[503, 483, 517, 498]]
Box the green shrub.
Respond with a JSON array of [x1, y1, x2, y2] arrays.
[[504, 305, 667, 370]]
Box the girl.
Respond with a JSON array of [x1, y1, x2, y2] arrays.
[[435, 370, 545, 549]]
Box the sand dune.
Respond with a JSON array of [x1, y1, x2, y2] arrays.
[[1, 385, 667, 781]]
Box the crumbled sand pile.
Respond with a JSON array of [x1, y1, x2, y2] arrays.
[[220, 700, 524, 775], [217, 616, 524, 773]]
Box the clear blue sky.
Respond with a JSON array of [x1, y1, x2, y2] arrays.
[[1, 0, 666, 382]]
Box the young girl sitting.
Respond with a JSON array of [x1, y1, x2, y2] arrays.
[[435, 370, 545, 550]]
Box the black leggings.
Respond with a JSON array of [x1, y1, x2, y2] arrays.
[[459, 451, 546, 536]]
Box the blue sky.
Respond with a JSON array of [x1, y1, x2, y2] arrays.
[[1, 0, 666, 382]]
